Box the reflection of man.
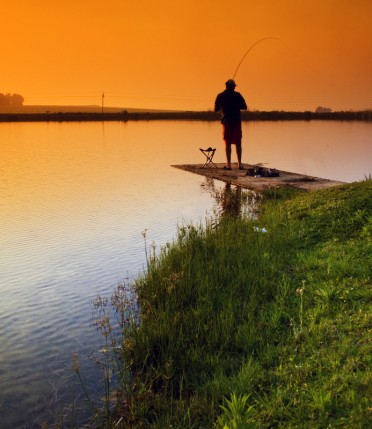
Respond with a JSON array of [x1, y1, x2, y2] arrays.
[[220, 183, 242, 217], [214, 79, 247, 170]]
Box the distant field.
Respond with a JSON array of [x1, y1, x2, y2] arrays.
[[0, 106, 370, 122], [0, 105, 171, 114]]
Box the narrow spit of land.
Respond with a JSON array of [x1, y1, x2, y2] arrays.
[[173, 163, 344, 191]]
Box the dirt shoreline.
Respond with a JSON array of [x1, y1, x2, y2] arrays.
[[172, 163, 345, 191]]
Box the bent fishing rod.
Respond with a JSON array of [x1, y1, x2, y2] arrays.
[[232, 37, 279, 80], [231, 37, 312, 81]]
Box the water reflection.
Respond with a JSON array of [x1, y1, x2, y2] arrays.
[[201, 178, 260, 219], [0, 121, 227, 428], [243, 121, 371, 182]]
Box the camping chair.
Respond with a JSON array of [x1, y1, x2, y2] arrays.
[[199, 147, 217, 168]]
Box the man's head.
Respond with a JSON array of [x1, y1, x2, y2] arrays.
[[225, 79, 236, 89]]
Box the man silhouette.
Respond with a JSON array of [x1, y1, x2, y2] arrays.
[[214, 79, 247, 170]]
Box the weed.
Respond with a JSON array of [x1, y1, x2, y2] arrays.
[[215, 393, 257, 429]]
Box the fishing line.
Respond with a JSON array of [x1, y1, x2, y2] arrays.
[[232, 37, 314, 80]]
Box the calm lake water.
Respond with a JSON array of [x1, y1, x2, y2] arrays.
[[0, 120, 371, 427]]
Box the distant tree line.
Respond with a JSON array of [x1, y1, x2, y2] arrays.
[[0, 93, 24, 106], [315, 106, 332, 113]]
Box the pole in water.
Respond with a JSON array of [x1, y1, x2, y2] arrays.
[[232, 37, 279, 80]]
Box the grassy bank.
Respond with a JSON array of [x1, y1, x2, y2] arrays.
[[80, 180, 371, 428]]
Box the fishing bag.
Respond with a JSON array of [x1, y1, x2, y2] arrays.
[[246, 166, 279, 177]]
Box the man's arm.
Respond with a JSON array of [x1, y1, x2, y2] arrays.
[[214, 94, 221, 112], [240, 94, 247, 110]]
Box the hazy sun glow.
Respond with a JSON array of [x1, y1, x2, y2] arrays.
[[2, 0, 372, 111]]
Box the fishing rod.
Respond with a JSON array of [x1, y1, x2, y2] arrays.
[[232, 37, 313, 80], [232, 37, 279, 80]]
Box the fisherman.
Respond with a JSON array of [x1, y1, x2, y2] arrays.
[[214, 79, 247, 170]]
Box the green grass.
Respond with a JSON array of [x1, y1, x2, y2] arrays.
[[73, 180, 371, 428]]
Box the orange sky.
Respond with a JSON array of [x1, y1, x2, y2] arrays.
[[2, 0, 372, 111]]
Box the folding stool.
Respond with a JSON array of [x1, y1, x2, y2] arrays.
[[199, 147, 217, 168]]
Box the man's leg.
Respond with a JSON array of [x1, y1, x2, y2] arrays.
[[225, 141, 232, 169], [236, 143, 242, 169]]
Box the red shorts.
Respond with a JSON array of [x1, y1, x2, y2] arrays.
[[222, 122, 242, 145]]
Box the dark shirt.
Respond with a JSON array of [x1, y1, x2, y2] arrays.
[[214, 89, 247, 123]]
